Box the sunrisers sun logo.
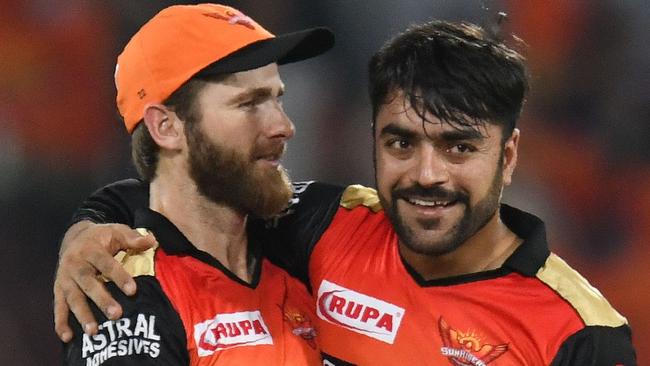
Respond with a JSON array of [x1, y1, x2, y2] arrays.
[[194, 310, 273, 356], [316, 280, 405, 344], [438, 317, 508, 366]]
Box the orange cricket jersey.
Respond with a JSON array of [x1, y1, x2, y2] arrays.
[[262, 182, 636, 365], [64, 208, 320, 366], [71, 179, 637, 365]]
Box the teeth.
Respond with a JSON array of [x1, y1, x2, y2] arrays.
[[408, 198, 450, 207]]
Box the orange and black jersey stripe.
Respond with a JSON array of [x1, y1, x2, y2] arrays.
[[72, 179, 637, 365]]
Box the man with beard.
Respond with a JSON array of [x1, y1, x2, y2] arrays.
[[56, 20, 636, 365], [60, 3, 333, 365]]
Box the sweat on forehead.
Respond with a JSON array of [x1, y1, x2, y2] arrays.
[[368, 20, 528, 137]]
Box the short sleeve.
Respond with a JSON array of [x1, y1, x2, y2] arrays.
[[550, 325, 637, 366], [70, 179, 149, 227], [63, 277, 188, 365]]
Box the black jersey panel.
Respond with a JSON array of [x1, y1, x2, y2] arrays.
[[63, 276, 188, 366]]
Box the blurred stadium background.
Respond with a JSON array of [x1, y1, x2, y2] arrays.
[[1, 1, 648, 364]]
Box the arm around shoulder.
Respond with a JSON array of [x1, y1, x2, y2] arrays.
[[69, 178, 150, 227]]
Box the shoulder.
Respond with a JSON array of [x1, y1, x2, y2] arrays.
[[272, 182, 384, 235], [550, 324, 636, 365], [110, 229, 158, 278], [287, 181, 381, 212], [529, 253, 637, 363], [92, 178, 149, 198], [536, 253, 627, 328], [287, 181, 345, 208], [339, 184, 382, 212], [64, 263, 188, 365]]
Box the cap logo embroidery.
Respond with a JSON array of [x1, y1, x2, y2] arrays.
[[203, 10, 255, 30]]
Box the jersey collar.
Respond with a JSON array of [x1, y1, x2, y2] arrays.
[[133, 208, 264, 288], [400, 204, 551, 286], [500, 204, 551, 276]]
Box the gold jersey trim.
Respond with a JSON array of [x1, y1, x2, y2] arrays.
[[340, 185, 383, 213], [101, 228, 157, 281], [536, 253, 627, 327]]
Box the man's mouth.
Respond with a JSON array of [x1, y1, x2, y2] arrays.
[[406, 198, 456, 208], [256, 156, 281, 168], [258, 153, 281, 162], [254, 146, 285, 167]]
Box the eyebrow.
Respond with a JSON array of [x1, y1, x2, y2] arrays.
[[379, 122, 485, 141], [227, 85, 284, 105], [439, 129, 485, 141], [378, 123, 418, 139]]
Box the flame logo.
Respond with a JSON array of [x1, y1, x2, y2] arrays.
[[438, 317, 508, 366], [283, 308, 317, 349]]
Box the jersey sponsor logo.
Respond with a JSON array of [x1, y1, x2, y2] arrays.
[[194, 310, 273, 356], [438, 316, 508, 366], [284, 307, 317, 349], [316, 280, 405, 344], [81, 314, 161, 366]]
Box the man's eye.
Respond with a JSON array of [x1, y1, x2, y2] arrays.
[[448, 144, 475, 154], [388, 139, 411, 149], [239, 98, 263, 109], [239, 100, 256, 108]]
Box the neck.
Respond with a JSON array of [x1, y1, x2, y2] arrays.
[[399, 211, 522, 281], [149, 169, 252, 282]]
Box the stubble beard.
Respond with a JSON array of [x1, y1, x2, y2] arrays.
[[381, 159, 504, 257], [186, 126, 293, 219]]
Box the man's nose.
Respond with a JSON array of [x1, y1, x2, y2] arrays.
[[413, 145, 449, 187], [266, 105, 295, 141]]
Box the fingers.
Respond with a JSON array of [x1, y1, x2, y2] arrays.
[[64, 281, 99, 336], [86, 245, 136, 299], [99, 224, 157, 295], [55, 262, 100, 337], [67, 223, 155, 297], [54, 222, 156, 339], [73, 261, 123, 320], [105, 224, 157, 254], [54, 285, 73, 342], [59, 221, 94, 255]]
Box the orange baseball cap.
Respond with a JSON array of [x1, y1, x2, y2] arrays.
[[115, 3, 334, 133]]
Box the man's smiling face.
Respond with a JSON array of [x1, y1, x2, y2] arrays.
[[374, 91, 518, 257]]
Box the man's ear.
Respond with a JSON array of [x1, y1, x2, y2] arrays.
[[502, 128, 520, 186], [142, 104, 184, 150]]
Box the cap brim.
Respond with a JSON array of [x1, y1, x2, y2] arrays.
[[197, 27, 334, 76]]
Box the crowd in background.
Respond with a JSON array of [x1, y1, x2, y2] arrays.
[[1, 1, 648, 364]]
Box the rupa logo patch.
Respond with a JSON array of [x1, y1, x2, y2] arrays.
[[316, 280, 405, 344], [194, 310, 273, 356]]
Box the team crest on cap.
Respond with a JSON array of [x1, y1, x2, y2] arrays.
[[203, 10, 255, 30], [438, 317, 508, 366]]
